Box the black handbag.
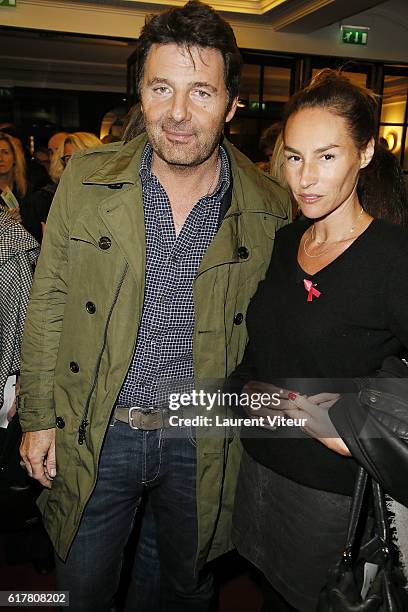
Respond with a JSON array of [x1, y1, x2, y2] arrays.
[[330, 356, 408, 507], [317, 466, 408, 611]]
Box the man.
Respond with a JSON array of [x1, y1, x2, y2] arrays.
[[33, 146, 51, 175], [20, 131, 68, 244], [19, 2, 290, 611]]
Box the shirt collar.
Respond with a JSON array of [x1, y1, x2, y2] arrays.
[[139, 142, 154, 184], [139, 142, 230, 200]]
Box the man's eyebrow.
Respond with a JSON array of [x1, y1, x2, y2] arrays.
[[191, 81, 218, 92], [147, 77, 173, 87], [284, 144, 341, 154], [147, 77, 217, 92]]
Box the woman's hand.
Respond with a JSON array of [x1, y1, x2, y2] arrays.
[[7, 207, 22, 223], [240, 381, 350, 456], [284, 393, 351, 456], [7, 376, 20, 422], [239, 381, 295, 431]]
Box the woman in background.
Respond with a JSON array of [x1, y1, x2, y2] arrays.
[[61, 131, 102, 167], [0, 209, 54, 574], [0, 131, 27, 222]]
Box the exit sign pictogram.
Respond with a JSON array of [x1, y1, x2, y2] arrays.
[[341, 26, 369, 46]]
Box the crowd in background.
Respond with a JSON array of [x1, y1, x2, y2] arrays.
[[0, 126, 109, 244]]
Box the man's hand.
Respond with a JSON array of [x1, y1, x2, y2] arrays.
[[20, 429, 56, 488]]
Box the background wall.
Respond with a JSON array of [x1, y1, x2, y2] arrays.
[[1, 0, 408, 63]]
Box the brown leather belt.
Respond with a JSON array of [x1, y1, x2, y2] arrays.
[[114, 406, 171, 430]]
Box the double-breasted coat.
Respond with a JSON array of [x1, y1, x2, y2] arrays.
[[19, 133, 290, 566]]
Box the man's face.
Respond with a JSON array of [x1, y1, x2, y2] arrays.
[[140, 43, 237, 167], [34, 150, 50, 172]]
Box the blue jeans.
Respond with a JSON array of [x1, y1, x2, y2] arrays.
[[55, 418, 214, 612], [125, 499, 161, 612]]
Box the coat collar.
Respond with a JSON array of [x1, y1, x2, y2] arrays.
[[83, 133, 288, 220], [82, 133, 148, 186]]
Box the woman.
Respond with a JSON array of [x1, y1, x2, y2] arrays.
[[0, 209, 39, 417], [228, 70, 408, 611], [0, 209, 54, 573], [61, 131, 102, 167], [0, 131, 27, 222]]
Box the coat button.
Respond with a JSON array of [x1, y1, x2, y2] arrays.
[[234, 313, 243, 325], [86, 301, 96, 314], [56, 416, 65, 429], [98, 236, 111, 250], [70, 361, 80, 373], [238, 246, 249, 259]]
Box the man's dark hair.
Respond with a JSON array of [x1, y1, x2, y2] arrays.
[[136, 0, 242, 111]]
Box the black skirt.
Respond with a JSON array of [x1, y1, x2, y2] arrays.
[[232, 450, 352, 612]]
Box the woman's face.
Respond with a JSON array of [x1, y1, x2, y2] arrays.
[[61, 141, 76, 168], [283, 107, 373, 220], [0, 139, 14, 178]]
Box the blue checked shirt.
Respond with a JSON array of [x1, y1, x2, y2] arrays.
[[117, 143, 230, 410]]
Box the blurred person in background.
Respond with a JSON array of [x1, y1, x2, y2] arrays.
[[33, 146, 51, 176], [61, 131, 102, 168], [0, 209, 54, 575], [0, 123, 49, 193], [257, 122, 281, 173], [101, 134, 121, 144], [0, 209, 39, 421], [21, 132, 101, 244], [21, 131, 70, 243], [0, 131, 27, 222], [47, 131, 68, 185], [122, 103, 145, 142]]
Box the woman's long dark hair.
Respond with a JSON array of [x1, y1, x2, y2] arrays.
[[358, 143, 408, 227]]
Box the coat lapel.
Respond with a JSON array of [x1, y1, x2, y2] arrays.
[[83, 134, 148, 287], [97, 183, 146, 288]]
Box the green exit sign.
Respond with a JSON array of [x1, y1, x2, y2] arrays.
[[341, 25, 369, 46], [0, 0, 16, 6]]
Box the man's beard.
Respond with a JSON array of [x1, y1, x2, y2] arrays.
[[145, 118, 225, 168]]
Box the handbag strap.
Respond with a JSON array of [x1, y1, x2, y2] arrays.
[[343, 466, 369, 559], [371, 478, 392, 553], [343, 466, 392, 563]]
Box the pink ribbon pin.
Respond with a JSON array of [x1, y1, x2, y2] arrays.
[[304, 279, 321, 302]]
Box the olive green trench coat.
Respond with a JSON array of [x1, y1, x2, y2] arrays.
[[19, 133, 290, 567]]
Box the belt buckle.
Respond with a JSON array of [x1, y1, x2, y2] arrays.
[[128, 407, 140, 430]]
